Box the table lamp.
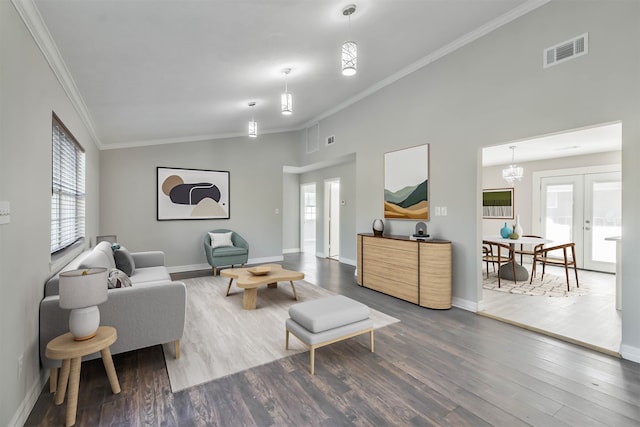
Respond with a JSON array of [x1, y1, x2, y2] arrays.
[[59, 268, 108, 340]]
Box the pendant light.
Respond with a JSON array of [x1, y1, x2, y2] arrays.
[[281, 68, 293, 115], [341, 4, 357, 76], [502, 145, 523, 186], [248, 102, 257, 138]]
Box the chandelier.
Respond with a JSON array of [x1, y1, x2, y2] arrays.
[[502, 145, 523, 186]]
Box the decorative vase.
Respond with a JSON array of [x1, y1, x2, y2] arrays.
[[500, 222, 512, 238], [513, 215, 523, 237], [372, 219, 384, 236]]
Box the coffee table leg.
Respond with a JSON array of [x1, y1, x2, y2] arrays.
[[243, 288, 258, 309], [100, 347, 121, 394], [225, 278, 234, 296], [66, 357, 81, 426], [289, 281, 298, 300], [54, 359, 70, 405]]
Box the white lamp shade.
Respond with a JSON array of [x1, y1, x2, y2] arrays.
[[342, 40, 357, 76], [59, 268, 108, 309], [248, 120, 257, 137], [281, 92, 292, 115]]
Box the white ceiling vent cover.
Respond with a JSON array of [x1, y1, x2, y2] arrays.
[[544, 33, 588, 68]]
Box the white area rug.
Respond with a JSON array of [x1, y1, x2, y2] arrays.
[[162, 275, 399, 392], [483, 270, 588, 297]]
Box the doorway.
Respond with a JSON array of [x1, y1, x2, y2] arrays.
[[301, 183, 316, 255], [480, 122, 622, 354], [325, 178, 340, 260], [535, 169, 621, 273]]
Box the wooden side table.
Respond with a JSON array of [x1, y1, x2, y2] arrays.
[[46, 326, 121, 427]]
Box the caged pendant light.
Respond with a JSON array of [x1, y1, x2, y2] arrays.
[[281, 68, 293, 115], [502, 145, 524, 186], [341, 4, 357, 76], [248, 101, 257, 138]]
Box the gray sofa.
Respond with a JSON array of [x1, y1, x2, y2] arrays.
[[39, 241, 187, 373]]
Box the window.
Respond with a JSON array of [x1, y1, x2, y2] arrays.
[[51, 113, 85, 254]]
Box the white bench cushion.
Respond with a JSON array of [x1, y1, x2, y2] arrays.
[[288, 295, 370, 333]]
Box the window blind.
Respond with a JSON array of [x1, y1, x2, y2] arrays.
[[51, 114, 85, 254]]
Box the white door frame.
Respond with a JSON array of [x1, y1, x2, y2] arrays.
[[324, 178, 340, 259]]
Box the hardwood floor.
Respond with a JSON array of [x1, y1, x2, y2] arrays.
[[26, 253, 640, 426], [480, 263, 621, 355]]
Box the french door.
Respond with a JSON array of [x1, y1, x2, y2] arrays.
[[539, 170, 621, 273]]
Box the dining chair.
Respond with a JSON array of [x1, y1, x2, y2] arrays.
[[482, 243, 495, 277], [513, 234, 544, 264], [530, 242, 579, 291], [482, 240, 516, 287]]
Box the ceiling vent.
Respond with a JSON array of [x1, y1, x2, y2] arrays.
[[544, 33, 588, 68]]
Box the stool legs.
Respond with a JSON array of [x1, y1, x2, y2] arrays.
[[100, 347, 121, 394], [66, 357, 82, 426], [54, 359, 70, 405], [53, 347, 120, 426]]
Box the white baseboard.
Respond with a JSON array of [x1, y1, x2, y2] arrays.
[[283, 248, 300, 254], [452, 297, 477, 312], [9, 369, 48, 427], [620, 343, 640, 363]]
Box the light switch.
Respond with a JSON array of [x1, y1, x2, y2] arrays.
[[434, 206, 441, 216], [441, 206, 447, 216], [0, 201, 10, 224]]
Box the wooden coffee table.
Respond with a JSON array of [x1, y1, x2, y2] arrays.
[[221, 264, 304, 310]]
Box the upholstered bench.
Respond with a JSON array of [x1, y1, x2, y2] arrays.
[[285, 295, 374, 375]]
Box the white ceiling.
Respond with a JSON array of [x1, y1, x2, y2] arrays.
[[27, 0, 550, 149], [482, 122, 622, 167]]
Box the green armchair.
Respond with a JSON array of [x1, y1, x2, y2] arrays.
[[204, 229, 249, 275]]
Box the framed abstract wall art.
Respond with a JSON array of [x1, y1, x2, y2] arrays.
[[157, 167, 230, 220], [384, 144, 429, 220], [482, 188, 514, 219]]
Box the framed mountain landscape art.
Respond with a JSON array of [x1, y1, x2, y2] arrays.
[[384, 144, 429, 220], [157, 167, 230, 220]]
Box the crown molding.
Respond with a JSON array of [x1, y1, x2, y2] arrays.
[[11, 0, 103, 148]]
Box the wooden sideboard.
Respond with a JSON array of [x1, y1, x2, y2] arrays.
[[357, 233, 452, 309]]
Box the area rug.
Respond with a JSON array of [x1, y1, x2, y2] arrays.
[[162, 275, 399, 392], [483, 271, 589, 297]]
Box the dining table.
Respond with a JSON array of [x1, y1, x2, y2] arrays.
[[483, 235, 552, 281]]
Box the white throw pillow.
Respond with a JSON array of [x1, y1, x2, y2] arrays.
[[209, 232, 234, 248]]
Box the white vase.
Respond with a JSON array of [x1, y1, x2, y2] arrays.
[[372, 219, 384, 236], [513, 215, 523, 237]]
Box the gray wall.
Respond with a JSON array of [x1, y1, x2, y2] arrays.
[[282, 171, 301, 252], [0, 3, 101, 425], [100, 132, 300, 269], [294, 1, 640, 356], [3, 1, 640, 425]]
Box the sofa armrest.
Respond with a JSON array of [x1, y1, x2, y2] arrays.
[[40, 280, 186, 368], [131, 251, 165, 268]]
